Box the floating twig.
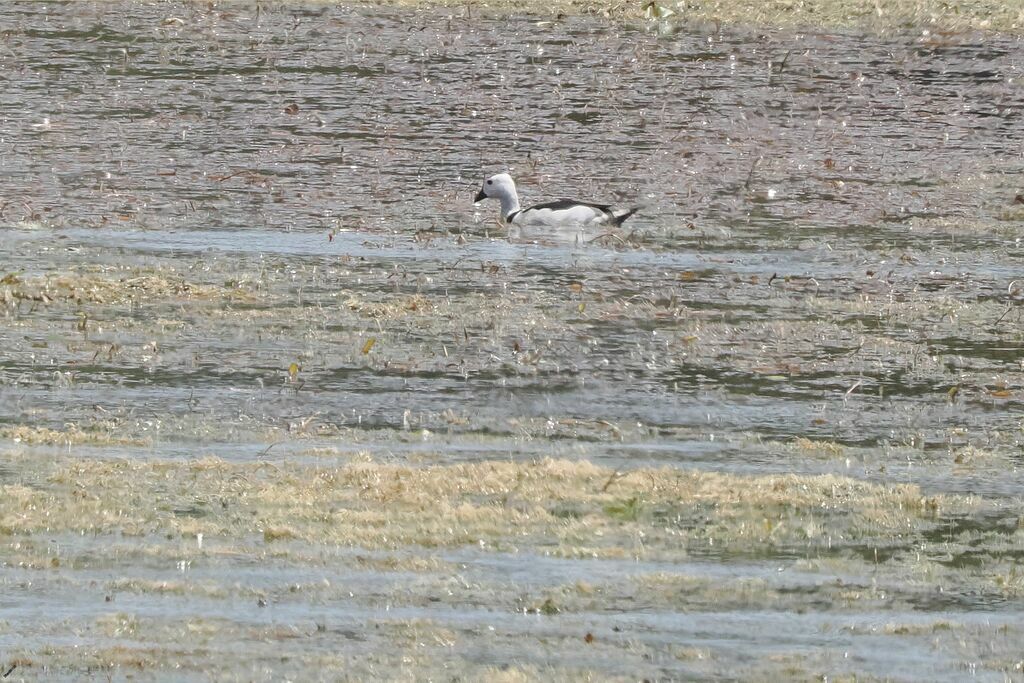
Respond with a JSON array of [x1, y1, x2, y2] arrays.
[[742, 156, 761, 192], [601, 469, 625, 492], [589, 231, 627, 246], [777, 49, 792, 75]]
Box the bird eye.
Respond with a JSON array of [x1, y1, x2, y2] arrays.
[[486, 180, 493, 185]]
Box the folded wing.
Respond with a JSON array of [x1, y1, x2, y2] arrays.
[[510, 199, 617, 226]]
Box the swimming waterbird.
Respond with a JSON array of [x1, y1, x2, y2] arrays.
[[474, 173, 639, 227]]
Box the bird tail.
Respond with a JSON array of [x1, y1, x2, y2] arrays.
[[610, 206, 641, 226]]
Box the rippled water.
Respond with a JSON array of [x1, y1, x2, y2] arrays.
[[1, 1, 1023, 680]]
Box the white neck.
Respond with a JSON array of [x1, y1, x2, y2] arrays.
[[495, 184, 521, 219], [499, 193, 521, 219]]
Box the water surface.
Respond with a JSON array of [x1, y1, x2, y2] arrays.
[[1, 2, 1023, 680]]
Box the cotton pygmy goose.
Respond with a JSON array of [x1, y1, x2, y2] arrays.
[[474, 173, 639, 227]]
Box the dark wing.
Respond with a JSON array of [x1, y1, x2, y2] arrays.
[[515, 199, 640, 226], [525, 198, 613, 213]]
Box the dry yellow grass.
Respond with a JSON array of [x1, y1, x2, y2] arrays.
[[0, 425, 150, 447], [792, 436, 845, 457], [0, 268, 255, 307], [1, 449, 1017, 680], [0, 453, 969, 559], [353, 0, 1024, 32]]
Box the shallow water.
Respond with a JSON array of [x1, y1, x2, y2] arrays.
[[1, 1, 1023, 680]]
